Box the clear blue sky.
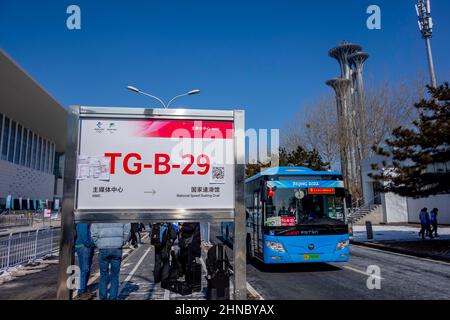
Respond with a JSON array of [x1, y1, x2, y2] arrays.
[[0, 0, 449, 132]]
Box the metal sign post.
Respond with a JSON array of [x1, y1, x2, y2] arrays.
[[56, 106, 246, 300]]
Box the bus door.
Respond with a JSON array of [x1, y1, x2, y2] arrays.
[[253, 191, 263, 256]]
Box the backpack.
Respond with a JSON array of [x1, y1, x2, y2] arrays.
[[206, 244, 231, 300], [150, 223, 161, 246]]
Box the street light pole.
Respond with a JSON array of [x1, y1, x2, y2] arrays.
[[415, 0, 437, 88], [127, 86, 200, 108], [167, 90, 201, 108]]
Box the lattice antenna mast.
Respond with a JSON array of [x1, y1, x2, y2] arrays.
[[415, 0, 437, 87]]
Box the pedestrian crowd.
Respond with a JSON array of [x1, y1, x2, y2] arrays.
[[418, 207, 439, 240], [74, 222, 131, 300], [73, 221, 206, 300]]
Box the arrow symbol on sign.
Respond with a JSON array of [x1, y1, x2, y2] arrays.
[[144, 189, 157, 195]]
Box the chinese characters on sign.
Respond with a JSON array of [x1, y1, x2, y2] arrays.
[[92, 186, 124, 193], [191, 186, 221, 193]]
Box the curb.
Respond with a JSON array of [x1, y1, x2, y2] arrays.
[[351, 240, 450, 263]]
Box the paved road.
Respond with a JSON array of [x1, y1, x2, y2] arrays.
[[245, 244, 450, 300], [207, 223, 450, 300]]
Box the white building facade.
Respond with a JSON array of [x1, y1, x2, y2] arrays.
[[0, 50, 66, 210], [361, 155, 450, 225]]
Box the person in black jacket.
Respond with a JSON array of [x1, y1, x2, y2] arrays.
[[129, 223, 139, 248], [430, 208, 439, 237], [178, 222, 201, 275]]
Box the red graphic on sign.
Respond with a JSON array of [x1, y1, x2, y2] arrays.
[[134, 120, 233, 139]]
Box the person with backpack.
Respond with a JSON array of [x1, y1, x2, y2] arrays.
[[74, 223, 95, 299], [178, 223, 201, 275], [91, 223, 131, 300], [418, 208, 433, 240], [178, 223, 202, 292], [129, 222, 139, 249], [430, 208, 439, 238], [151, 222, 179, 284]]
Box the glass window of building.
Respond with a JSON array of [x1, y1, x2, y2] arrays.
[[15, 125, 22, 164], [2, 117, 10, 160], [27, 130, 32, 167], [21, 128, 27, 166], [36, 136, 42, 170], [32, 133, 37, 169], [50, 143, 55, 174], [8, 120, 16, 162], [46, 140, 51, 172], [43, 139, 47, 172], [42, 139, 47, 172]]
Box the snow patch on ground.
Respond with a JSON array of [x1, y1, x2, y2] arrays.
[[0, 257, 59, 285], [352, 225, 450, 242]]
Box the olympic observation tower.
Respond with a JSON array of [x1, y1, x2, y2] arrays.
[[326, 42, 369, 202]]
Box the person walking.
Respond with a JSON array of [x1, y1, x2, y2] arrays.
[[430, 208, 439, 238], [418, 208, 433, 239], [152, 222, 178, 284], [74, 223, 95, 299], [178, 222, 201, 276], [129, 223, 139, 248], [91, 223, 131, 300], [137, 223, 145, 244]]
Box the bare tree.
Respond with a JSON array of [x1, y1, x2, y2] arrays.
[[283, 95, 339, 168], [363, 80, 421, 157], [283, 79, 423, 170]]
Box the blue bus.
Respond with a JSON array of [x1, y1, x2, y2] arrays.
[[223, 166, 350, 264]]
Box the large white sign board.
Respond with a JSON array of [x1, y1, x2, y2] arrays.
[[76, 118, 235, 210]]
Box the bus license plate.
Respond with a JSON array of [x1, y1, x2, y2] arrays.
[[303, 254, 320, 260]]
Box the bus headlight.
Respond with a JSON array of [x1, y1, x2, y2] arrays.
[[336, 239, 349, 250], [266, 241, 286, 252]]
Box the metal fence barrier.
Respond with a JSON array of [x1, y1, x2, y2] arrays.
[[0, 210, 60, 230], [0, 227, 60, 271]]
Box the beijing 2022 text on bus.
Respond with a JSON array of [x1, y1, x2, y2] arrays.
[[222, 166, 350, 264]]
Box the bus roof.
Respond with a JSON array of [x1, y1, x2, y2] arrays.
[[245, 166, 342, 183]]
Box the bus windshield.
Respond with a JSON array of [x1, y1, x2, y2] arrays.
[[265, 188, 345, 226]]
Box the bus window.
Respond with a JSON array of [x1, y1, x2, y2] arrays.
[[264, 188, 345, 226]]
